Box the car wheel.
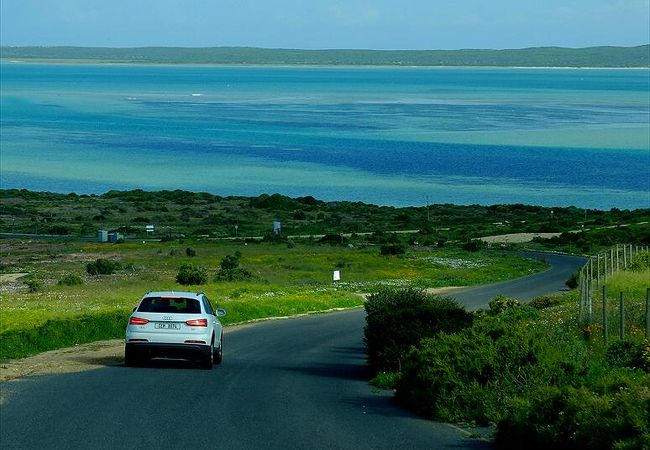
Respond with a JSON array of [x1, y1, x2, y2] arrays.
[[201, 339, 214, 370], [213, 333, 223, 365], [124, 347, 140, 367]]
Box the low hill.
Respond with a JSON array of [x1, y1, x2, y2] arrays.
[[1, 45, 648, 67]]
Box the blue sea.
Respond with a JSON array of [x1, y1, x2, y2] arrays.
[[1, 62, 648, 209]]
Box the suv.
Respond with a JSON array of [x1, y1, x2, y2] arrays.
[[125, 291, 226, 369]]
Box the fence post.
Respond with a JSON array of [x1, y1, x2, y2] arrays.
[[623, 244, 627, 268], [603, 286, 608, 345], [619, 292, 625, 340], [616, 244, 619, 271], [596, 255, 601, 287], [646, 287, 650, 339], [585, 270, 594, 324], [578, 270, 585, 322]]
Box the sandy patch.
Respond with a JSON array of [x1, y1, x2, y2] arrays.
[[479, 232, 561, 244], [0, 339, 125, 383], [0, 273, 28, 284]]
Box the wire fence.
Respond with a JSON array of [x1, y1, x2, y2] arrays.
[[577, 244, 650, 341]]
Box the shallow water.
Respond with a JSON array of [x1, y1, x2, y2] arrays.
[[1, 63, 648, 208]]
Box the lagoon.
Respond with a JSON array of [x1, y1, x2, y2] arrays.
[[0, 62, 648, 209]]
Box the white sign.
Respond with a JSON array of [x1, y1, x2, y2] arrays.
[[333, 270, 341, 282], [145, 224, 155, 233]]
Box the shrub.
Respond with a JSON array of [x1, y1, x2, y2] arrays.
[[185, 247, 196, 257], [176, 263, 208, 285], [220, 252, 242, 271], [528, 294, 563, 310], [370, 371, 401, 390], [461, 240, 484, 252], [495, 382, 650, 450], [396, 329, 497, 423], [58, 273, 83, 286], [364, 288, 473, 374], [215, 267, 252, 282], [319, 234, 346, 245], [215, 252, 252, 281], [86, 258, 121, 275], [606, 340, 648, 371], [379, 243, 406, 256], [25, 278, 41, 293], [489, 295, 521, 314]]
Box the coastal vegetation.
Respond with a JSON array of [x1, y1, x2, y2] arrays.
[[1, 45, 649, 67], [365, 261, 649, 449], [2, 189, 648, 253]]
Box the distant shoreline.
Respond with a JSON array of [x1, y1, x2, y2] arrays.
[[2, 59, 649, 70], [2, 44, 648, 68]]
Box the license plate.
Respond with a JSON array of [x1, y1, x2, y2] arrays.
[[154, 322, 181, 330]]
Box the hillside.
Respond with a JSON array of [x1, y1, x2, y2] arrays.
[[1, 45, 648, 67]]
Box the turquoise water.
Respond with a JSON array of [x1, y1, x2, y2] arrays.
[[1, 62, 648, 208]]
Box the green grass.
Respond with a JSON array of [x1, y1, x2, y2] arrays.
[[0, 239, 544, 361], [604, 269, 650, 301]]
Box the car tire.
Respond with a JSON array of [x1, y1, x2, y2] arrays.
[[201, 339, 214, 370], [124, 347, 140, 367], [213, 333, 223, 365]]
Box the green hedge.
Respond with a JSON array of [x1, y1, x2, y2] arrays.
[[393, 304, 650, 448], [0, 310, 130, 361], [363, 288, 473, 374]]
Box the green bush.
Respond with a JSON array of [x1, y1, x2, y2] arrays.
[[395, 307, 600, 426], [215, 252, 253, 281], [176, 263, 208, 285], [606, 340, 648, 371], [495, 381, 650, 450], [364, 288, 473, 374], [86, 258, 121, 275], [185, 247, 196, 257], [528, 294, 563, 310], [379, 243, 406, 256], [461, 240, 484, 252], [58, 273, 84, 286], [489, 295, 521, 314], [370, 371, 401, 390], [24, 278, 41, 293]]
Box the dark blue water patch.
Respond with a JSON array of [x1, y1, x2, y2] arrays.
[[139, 100, 648, 132], [39, 127, 650, 193]]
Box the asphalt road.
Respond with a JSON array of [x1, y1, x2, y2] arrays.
[[0, 253, 585, 450], [453, 251, 586, 310]]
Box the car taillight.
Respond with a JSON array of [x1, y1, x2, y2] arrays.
[[129, 317, 149, 325], [185, 318, 208, 327]]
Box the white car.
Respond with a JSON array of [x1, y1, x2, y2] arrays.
[[125, 291, 226, 369]]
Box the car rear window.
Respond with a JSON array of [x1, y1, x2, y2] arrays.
[[138, 297, 202, 314]]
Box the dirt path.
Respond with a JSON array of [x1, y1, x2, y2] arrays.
[[0, 340, 125, 383]]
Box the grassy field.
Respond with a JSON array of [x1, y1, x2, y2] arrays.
[[0, 238, 544, 360]]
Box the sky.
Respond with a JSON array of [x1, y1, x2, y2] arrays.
[[1, 0, 649, 50]]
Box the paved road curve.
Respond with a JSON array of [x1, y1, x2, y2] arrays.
[[0, 253, 584, 450]]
